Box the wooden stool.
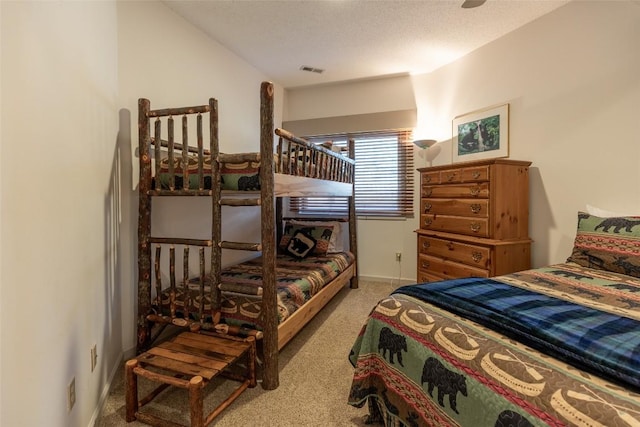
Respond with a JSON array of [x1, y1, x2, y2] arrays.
[[125, 331, 256, 427]]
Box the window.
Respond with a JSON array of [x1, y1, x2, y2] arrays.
[[289, 130, 414, 218]]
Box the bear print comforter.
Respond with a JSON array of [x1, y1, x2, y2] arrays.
[[348, 263, 640, 427]]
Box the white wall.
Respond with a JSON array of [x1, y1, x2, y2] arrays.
[[285, 74, 416, 120], [1, 1, 282, 426], [413, 0, 640, 267], [0, 0, 4, 415], [1, 2, 119, 426], [285, 0, 640, 280]]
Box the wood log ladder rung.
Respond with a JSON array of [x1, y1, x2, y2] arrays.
[[220, 241, 261, 251], [148, 190, 213, 197], [218, 153, 260, 163], [220, 198, 261, 206], [149, 237, 213, 247]]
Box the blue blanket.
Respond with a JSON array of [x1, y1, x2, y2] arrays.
[[394, 277, 640, 390]]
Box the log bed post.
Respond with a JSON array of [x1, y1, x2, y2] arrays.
[[137, 98, 152, 352], [348, 138, 359, 289], [260, 81, 279, 390], [209, 98, 222, 326], [276, 198, 283, 247]]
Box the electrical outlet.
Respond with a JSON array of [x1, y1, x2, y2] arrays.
[[68, 377, 76, 411], [90, 344, 98, 372], [395, 252, 402, 262]]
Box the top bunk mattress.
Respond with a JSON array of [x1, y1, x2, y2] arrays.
[[151, 154, 353, 197]]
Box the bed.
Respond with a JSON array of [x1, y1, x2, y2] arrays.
[[348, 211, 640, 426], [136, 81, 358, 390]]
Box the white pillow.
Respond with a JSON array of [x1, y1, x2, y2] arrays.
[[585, 204, 636, 218], [288, 219, 347, 253]]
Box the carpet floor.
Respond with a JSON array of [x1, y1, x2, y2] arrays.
[[95, 279, 400, 426]]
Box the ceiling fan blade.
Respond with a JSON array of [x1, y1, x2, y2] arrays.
[[461, 0, 487, 8]]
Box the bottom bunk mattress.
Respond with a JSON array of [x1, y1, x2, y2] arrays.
[[348, 262, 640, 427], [160, 252, 354, 330]]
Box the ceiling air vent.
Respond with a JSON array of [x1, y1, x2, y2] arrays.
[[299, 66, 324, 74]]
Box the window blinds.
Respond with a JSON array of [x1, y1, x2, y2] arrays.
[[289, 129, 414, 218]]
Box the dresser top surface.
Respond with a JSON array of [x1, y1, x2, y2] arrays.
[[417, 158, 531, 173]]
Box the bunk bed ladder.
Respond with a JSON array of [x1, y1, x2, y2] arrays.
[[131, 97, 261, 426], [215, 82, 279, 390], [136, 97, 221, 352]]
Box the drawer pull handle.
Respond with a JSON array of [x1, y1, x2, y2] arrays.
[[423, 203, 432, 213], [424, 175, 432, 183], [472, 171, 481, 179], [422, 260, 430, 268], [446, 242, 454, 251], [445, 173, 455, 182], [470, 223, 481, 233], [471, 251, 483, 263], [424, 218, 433, 227], [422, 241, 430, 249], [470, 204, 482, 214], [423, 188, 433, 197], [470, 186, 481, 197]]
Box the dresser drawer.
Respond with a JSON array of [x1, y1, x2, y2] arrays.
[[439, 165, 490, 184], [418, 254, 489, 279], [420, 214, 490, 237], [421, 182, 489, 199], [418, 235, 491, 269], [421, 171, 440, 185], [459, 165, 490, 182], [417, 270, 446, 284], [421, 198, 489, 217]]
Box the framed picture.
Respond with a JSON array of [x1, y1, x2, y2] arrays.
[[452, 103, 509, 163]]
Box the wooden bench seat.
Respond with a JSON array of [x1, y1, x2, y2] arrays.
[[125, 331, 256, 427]]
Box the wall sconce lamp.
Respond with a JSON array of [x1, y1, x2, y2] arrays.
[[412, 139, 438, 149]]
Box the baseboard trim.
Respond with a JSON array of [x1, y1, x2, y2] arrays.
[[88, 351, 124, 427], [358, 274, 416, 286]]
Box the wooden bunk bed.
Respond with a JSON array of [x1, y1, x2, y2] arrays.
[[136, 81, 358, 390]]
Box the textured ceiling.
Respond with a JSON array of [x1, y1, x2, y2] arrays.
[[164, 0, 570, 89]]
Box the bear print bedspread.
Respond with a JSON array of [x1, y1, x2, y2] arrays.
[[220, 252, 353, 328], [348, 263, 640, 427], [162, 252, 354, 330]]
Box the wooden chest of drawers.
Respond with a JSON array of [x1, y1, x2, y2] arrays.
[[416, 159, 531, 282]]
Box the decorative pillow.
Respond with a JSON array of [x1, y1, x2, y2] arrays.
[[285, 231, 316, 259], [220, 160, 260, 191], [288, 149, 311, 163], [289, 219, 346, 253], [279, 222, 334, 255], [567, 211, 640, 277]]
